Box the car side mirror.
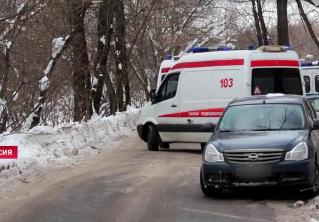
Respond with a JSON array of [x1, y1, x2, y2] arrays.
[[313, 120, 319, 130], [150, 89, 157, 104], [203, 123, 215, 132]]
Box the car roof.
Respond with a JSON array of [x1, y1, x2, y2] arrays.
[[230, 94, 305, 106]]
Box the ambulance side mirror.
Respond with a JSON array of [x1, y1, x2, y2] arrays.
[[203, 123, 215, 132], [150, 89, 157, 104]]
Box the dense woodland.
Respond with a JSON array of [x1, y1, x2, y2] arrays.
[[0, 0, 319, 132]]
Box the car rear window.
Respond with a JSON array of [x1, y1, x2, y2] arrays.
[[218, 104, 305, 132], [252, 68, 302, 95]]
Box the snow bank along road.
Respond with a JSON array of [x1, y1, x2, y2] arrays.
[[0, 134, 318, 222]]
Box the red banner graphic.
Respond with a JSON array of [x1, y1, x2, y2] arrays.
[[159, 108, 225, 118], [0, 146, 18, 159]]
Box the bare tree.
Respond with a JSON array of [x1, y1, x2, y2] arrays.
[[92, 0, 116, 115], [303, 0, 319, 7], [65, 0, 92, 122], [256, 0, 269, 45], [30, 35, 72, 128], [0, 0, 45, 132], [251, 0, 263, 46], [277, 0, 289, 45], [114, 0, 129, 111], [296, 0, 319, 50]]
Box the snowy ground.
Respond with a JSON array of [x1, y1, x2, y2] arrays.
[[0, 107, 140, 184]]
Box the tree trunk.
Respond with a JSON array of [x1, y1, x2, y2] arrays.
[[93, 0, 116, 114], [114, 0, 128, 111], [104, 70, 117, 115], [256, 0, 269, 45], [277, 0, 289, 46], [30, 35, 72, 129], [251, 0, 263, 46], [66, 0, 92, 122], [124, 71, 131, 108], [0, 50, 10, 132], [296, 0, 319, 50]]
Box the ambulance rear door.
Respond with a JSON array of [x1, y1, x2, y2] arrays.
[[177, 67, 247, 142]]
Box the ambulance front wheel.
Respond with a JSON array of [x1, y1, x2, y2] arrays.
[[147, 125, 159, 151]]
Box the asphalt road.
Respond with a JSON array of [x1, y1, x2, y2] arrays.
[[0, 135, 312, 222]]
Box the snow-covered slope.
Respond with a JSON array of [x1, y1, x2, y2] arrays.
[[0, 107, 140, 179]]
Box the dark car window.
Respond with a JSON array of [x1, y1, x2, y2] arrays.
[[219, 104, 306, 131], [304, 76, 310, 93], [157, 73, 180, 102], [252, 68, 302, 95], [316, 76, 319, 92]]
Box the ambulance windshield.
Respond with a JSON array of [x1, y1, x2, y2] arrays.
[[252, 68, 302, 95]]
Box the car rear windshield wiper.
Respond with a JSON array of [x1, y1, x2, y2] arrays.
[[252, 128, 302, 131], [251, 129, 278, 131], [279, 128, 302, 131]]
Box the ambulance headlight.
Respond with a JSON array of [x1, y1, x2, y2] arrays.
[[204, 144, 224, 162], [285, 142, 308, 161]]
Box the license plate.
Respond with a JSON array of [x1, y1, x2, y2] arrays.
[[235, 164, 272, 180]]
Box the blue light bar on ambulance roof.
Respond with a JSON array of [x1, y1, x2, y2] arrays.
[[187, 46, 232, 53], [217, 46, 232, 51], [301, 61, 312, 66], [165, 54, 172, 60], [301, 60, 319, 66], [187, 47, 210, 53]]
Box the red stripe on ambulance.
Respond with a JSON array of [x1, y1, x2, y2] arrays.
[[161, 67, 171, 73], [170, 59, 244, 70], [0, 146, 18, 159], [251, 60, 299, 67], [159, 108, 225, 118]]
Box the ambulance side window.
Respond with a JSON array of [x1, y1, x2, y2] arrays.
[[157, 73, 180, 102], [304, 76, 310, 93], [316, 76, 319, 92]]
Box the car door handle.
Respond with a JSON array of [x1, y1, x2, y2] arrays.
[[171, 104, 177, 108]]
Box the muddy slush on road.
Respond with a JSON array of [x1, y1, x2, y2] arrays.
[[0, 134, 317, 222]]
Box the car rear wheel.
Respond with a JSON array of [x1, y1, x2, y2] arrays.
[[200, 168, 221, 197], [304, 164, 319, 198], [147, 125, 159, 151]]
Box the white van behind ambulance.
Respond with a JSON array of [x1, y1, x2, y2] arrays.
[[300, 60, 319, 96], [137, 46, 304, 151], [156, 58, 177, 90]]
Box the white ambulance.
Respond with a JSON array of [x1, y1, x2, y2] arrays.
[[300, 60, 319, 96], [137, 46, 304, 151]]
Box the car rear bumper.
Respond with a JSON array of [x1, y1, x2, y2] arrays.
[[201, 159, 315, 188]]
